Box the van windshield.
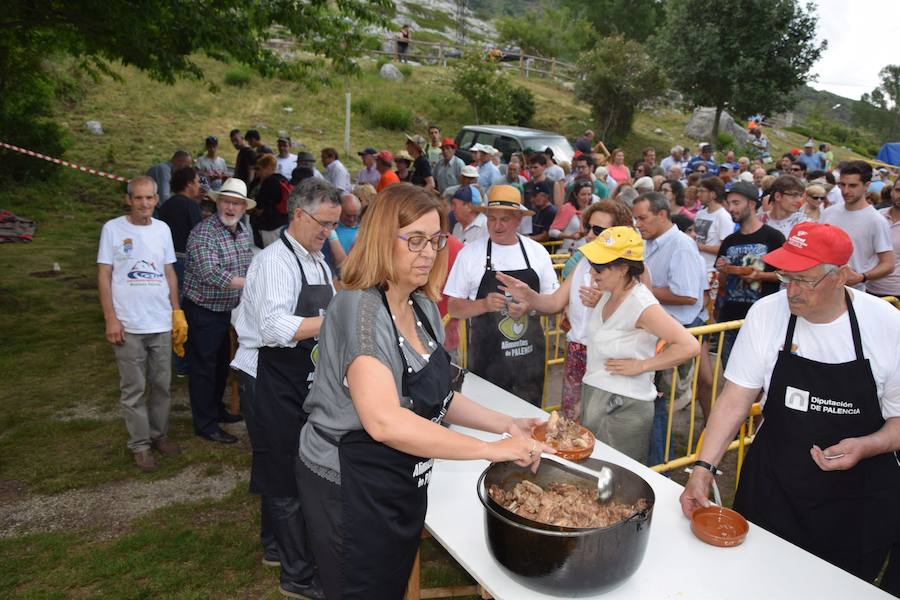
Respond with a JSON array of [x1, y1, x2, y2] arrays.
[[527, 137, 575, 163]]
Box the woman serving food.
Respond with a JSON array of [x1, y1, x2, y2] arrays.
[[296, 183, 551, 600]]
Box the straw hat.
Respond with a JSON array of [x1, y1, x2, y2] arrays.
[[473, 185, 534, 216]]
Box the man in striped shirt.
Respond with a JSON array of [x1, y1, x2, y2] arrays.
[[183, 178, 254, 444], [230, 178, 339, 599]]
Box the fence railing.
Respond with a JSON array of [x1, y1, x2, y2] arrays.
[[375, 37, 577, 83]]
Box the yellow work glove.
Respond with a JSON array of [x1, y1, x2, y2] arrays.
[[172, 309, 188, 357]]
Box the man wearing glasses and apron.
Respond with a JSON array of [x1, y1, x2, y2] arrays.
[[231, 179, 343, 600], [680, 222, 900, 593], [445, 185, 560, 407]]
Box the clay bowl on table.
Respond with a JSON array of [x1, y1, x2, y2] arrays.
[[531, 422, 595, 461], [691, 506, 749, 547], [725, 265, 755, 276]]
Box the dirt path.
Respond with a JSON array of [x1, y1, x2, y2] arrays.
[[0, 464, 245, 540]]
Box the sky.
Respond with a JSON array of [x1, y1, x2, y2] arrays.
[[808, 0, 900, 100]]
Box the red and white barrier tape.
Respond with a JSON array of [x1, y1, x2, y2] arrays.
[[0, 141, 130, 183]]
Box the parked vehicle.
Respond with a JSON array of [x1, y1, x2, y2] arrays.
[[453, 125, 575, 165]]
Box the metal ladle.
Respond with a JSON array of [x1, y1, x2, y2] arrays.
[[541, 452, 615, 503]]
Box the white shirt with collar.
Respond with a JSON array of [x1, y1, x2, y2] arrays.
[[452, 213, 488, 244], [644, 224, 706, 325], [231, 231, 334, 378], [325, 159, 351, 192]]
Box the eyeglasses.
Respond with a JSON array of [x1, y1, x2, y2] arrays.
[[775, 270, 832, 290], [302, 209, 338, 231], [591, 261, 615, 273], [790, 167, 803, 172], [590, 225, 607, 236], [397, 233, 448, 252]]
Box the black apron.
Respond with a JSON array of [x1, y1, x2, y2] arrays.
[[468, 237, 546, 407], [250, 231, 333, 497], [733, 291, 900, 572], [327, 288, 453, 600]]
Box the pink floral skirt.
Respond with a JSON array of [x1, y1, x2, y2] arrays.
[[562, 341, 587, 421]]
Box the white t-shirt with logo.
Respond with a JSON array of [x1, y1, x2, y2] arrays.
[[97, 216, 176, 334], [725, 288, 900, 417], [443, 235, 559, 300], [693, 205, 735, 271]]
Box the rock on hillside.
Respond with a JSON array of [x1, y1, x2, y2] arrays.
[[394, 0, 497, 43], [685, 107, 752, 146]]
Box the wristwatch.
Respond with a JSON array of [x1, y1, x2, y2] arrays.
[[693, 460, 717, 476], [862, 273, 868, 283]]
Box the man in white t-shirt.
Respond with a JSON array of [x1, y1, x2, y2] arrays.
[[694, 177, 735, 272], [445, 185, 559, 407], [276, 137, 298, 180], [821, 161, 894, 291], [450, 185, 486, 243], [195, 136, 228, 192], [681, 221, 900, 588], [97, 176, 186, 472]]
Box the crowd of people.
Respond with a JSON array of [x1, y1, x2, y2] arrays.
[[97, 122, 900, 598]]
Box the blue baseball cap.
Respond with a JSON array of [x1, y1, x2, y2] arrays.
[[452, 185, 482, 206]]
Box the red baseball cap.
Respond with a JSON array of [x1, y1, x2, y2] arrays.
[[763, 222, 853, 272], [440, 138, 458, 149], [376, 150, 393, 164]]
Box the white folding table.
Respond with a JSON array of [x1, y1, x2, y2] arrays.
[[425, 372, 893, 600]]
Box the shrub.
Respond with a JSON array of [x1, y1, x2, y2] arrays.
[[376, 56, 391, 71], [369, 104, 411, 130], [351, 97, 373, 116], [450, 51, 536, 126], [398, 64, 413, 78], [506, 85, 535, 126], [716, 132, 734, 148], [224, 67, 252, 87]]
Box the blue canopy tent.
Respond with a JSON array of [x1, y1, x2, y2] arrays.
[[876, 143, 900, 167]]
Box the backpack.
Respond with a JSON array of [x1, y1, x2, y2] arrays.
[[276, 178, 293, 215]]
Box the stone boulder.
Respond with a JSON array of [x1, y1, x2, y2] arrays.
[[379, 63, 404, 81], [85, 120, 104, 135], [684, 107, 752, 146]]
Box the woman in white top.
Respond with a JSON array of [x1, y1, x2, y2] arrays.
[[578, 227, 699, 464], [498, 202, 634, 421]]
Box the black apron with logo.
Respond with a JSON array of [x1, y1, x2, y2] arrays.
[[468, 237, 546, 407], [733, 291, 900, 573], [326, 288, 453, 600], [250, 231, 333, 497]]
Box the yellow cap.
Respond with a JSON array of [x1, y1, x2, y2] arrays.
[[580, 226, 644, 265]]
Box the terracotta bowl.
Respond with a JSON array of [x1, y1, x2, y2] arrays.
[[725, 265, 755, 276], [691, 506, 749, 547], [531, 422, 595, 461]]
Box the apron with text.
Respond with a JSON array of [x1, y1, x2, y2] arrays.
[[329, 289, 453, 600], [250, 231, 333, 497], [733, 291, 900, 571], [468, 237, 546, 407]]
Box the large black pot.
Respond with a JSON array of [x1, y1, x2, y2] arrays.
[[477, 457, 655, 596]]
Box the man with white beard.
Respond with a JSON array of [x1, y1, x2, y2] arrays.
[[183, 178, 254, 444]]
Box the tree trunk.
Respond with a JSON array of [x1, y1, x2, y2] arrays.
[[712, 104, 723, 149]]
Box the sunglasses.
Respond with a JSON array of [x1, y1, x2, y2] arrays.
[[590, 225, 607, 236], [591, 262, 615, 273], [808, 195, 826, 200], [790, 167, 803, 172]]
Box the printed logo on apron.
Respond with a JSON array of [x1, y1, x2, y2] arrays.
[[784, 386, 809, 412], [498, 315, 528, 341]]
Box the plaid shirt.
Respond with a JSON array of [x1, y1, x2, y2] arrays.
[[183, 216, 252, 312]]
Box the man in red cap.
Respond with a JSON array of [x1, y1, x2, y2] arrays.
[[433, 138, 465, 194], [681, 221, 900, 590], [374, 151, 399, 193]]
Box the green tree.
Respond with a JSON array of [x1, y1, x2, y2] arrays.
[[560, 0, 662, 43], [449, 51, 535, 126], [495, 5, 592, 60], [0, 0, 391, 179], [862, 65, 900, 112], [574, 35, 664, 144], [653, 0, 825, 147]]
